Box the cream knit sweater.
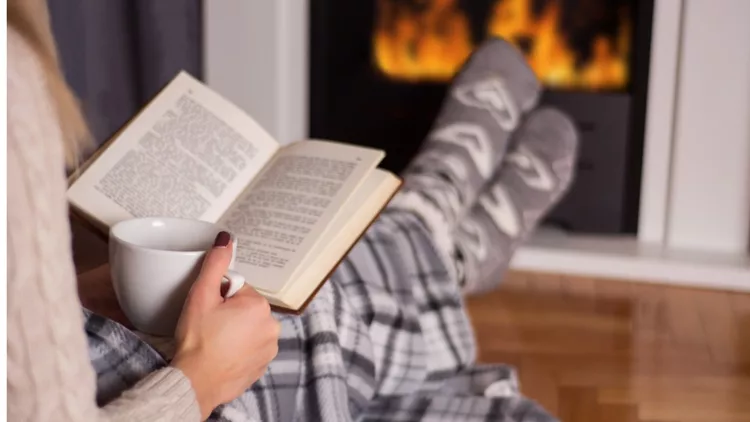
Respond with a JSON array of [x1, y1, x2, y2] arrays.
[[7, 29, 201, 421]]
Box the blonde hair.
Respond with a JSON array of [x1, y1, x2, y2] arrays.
[[8, 0, 91, 166]]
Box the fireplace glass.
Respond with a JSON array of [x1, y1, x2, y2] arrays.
[[309, 0, 654, 234]]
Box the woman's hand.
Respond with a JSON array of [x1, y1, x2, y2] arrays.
[[171, 232, 280, 420]]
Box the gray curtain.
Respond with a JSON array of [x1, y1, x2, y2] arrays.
[[47, 0, 202, 148]]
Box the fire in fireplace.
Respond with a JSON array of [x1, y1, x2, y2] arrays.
[[309, 0, 653, 234], [373, 0, 631, 90]]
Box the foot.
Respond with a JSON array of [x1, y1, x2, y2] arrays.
[[391, 38, 541, 256], [453, 107, 579, 295]]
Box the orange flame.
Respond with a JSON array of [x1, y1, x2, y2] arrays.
[[373, 0, 630, 90], [374, 0, 473, 82]]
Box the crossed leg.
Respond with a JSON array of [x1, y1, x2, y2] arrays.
[[391, 38, 579, 296]]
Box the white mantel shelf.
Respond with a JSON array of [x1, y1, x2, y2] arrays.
[[511, 229, 750, 292]]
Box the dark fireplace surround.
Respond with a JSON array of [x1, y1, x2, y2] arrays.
[[309, 0, 654, 234]]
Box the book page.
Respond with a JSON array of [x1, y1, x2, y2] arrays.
[[218, 140, 385, 292], [271, 170, 401, 310], [67, 71, 279, 227]]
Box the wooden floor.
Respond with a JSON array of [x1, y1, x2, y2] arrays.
[[466, 271, 750, 422]]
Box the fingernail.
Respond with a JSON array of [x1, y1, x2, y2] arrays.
[[220, 281, 230, 297], [213, 231, 231, 248]]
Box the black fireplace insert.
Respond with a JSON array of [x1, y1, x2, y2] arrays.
[[309, 0, 654, 234]]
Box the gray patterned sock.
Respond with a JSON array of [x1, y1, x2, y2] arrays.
[[391, 38, 541, 258], [453, 107, 579, 295]]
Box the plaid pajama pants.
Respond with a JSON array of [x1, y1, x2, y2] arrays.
[[85, 209, 557, 421]]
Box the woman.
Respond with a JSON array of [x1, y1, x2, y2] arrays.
[[8, 1, 578, 420]]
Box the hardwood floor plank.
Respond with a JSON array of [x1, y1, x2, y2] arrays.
[[628, 282, 671, 337], [558, 387, 600, 422], [516, 360, 559, 416], [527, 272, 564, 296], [664, 287, 712, 352], [560, 275, 598, 301], [639, 403, 750, 422], [598, 386, 750, 408], [596, 404, 639, 422], [693, 290, 743, 365]]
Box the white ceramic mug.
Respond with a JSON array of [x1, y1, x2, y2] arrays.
[[109, 217, 246, 336]]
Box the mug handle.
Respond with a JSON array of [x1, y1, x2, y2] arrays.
[[221, 270, 246, 298]]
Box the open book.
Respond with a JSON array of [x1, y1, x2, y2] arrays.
[[67, 71, 401, 313]]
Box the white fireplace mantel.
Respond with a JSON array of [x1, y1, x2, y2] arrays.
[[204, 0, 750, 291]]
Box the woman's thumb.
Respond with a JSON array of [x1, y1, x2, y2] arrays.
[[186, 231, 234, 311]]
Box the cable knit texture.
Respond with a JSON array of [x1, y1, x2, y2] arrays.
[[7, 28, 201, 421]]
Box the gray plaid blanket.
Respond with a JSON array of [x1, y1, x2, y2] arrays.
[[85, 210, 557, 421]]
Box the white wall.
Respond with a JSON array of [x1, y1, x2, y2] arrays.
[[637, 0, 683, 245], [203, 0, 307, 145], [665, 0, 750, 254]]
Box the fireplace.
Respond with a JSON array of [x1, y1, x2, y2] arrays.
[[309, 0, 654, 234]]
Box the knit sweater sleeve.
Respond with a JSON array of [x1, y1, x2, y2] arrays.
[[7, 29, 201, 422]]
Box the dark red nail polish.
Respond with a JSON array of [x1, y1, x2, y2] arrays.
[[220, 281, 230, 297], [213, 231, 231, 248]]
